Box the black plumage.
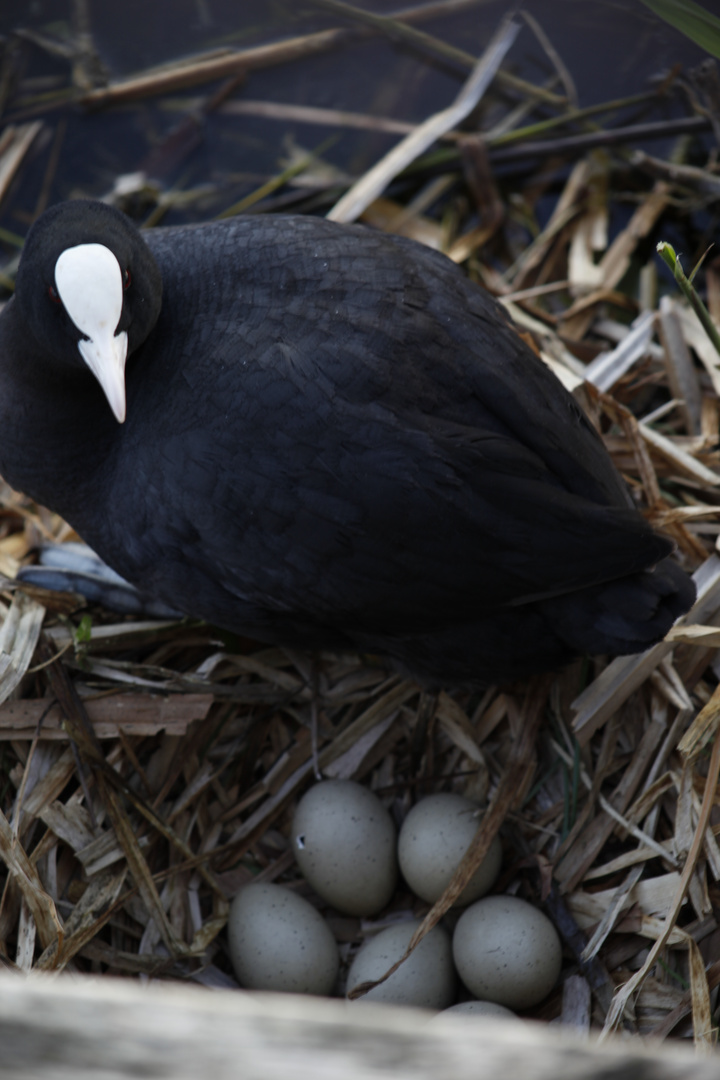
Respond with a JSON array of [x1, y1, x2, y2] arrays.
[[0, 200, 695, 683]]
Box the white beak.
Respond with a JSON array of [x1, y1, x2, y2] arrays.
[[54, 243, 129, 423]]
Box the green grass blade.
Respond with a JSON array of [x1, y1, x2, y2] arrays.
[[657, 241, 720, 358], [639, 0, 720, 59]]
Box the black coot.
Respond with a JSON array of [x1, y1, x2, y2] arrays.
[[0, 200, 695, 684]]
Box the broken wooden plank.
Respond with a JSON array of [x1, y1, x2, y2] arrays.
[[0, 693, 213, 739]]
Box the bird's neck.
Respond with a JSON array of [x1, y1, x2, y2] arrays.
[[0, 302, 118, 515]]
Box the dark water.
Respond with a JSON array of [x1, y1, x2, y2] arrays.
[[4, 0, 706, 103], [0, 0, 710, 237]]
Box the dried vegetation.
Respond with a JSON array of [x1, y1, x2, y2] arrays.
[[0, 0, 719, 1050]]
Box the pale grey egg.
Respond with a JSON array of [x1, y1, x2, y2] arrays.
[[227, 882, 338, 995], [441, 1000, 517, 1018], [452, 895, 562, 1009], [346, 919, 456, 1009], [398, 793, 502, 906], [292, 780, 397, 916]]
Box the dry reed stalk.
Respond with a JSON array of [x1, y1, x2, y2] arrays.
[[1, 6, 720, 1047]]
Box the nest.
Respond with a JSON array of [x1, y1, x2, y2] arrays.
[[0, 0, 719, 1049]]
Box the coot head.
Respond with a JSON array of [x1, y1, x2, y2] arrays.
[[14, 199, 163, 422]]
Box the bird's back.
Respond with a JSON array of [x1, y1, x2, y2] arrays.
[[85, 217, 680, 660]]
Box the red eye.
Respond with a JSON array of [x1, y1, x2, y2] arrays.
[[48, 284, 61, 304], [123, 268, 131, 290]]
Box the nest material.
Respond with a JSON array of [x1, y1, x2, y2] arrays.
[[0, 0, 719, 1049]]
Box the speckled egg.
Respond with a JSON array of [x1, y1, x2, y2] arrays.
[[452, 895, 562, 1009], [292, 780, 397, 916], [441, 1001, 517, 1019], [227, 882, 339, 995], [346, 920, 456, 1009], [397, 793, 502, 906]]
